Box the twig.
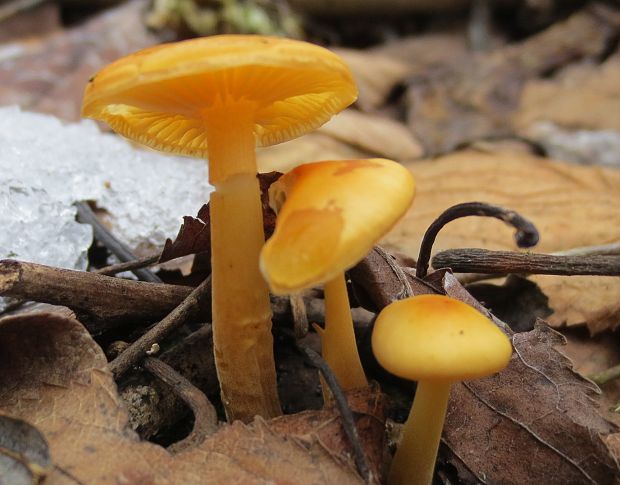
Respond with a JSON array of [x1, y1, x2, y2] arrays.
[[589, 364, 620, 387], [554, 241, 620, 257], [289, 293, 309, 339], [75, 201, 162, 283], [299, 343, 372, 484], [94, 253, 161, 276], [0, 0, 46, 22], [416, 202, 539, 279], [0, 259, 193, 334], [108, 276, 211, 378], [432, 249, 620, 276], [453, 241, 620, 285], [143, 357, 218, 453], [120, 325, 219, 440]]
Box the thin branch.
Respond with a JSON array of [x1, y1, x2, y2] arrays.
[[289, 293, 309, 339], [0, 0, 46, 22], [94, 253, 161, 276], [298, 344, 372, 484], [432, 249, 620, 276], [416, 202, 539, 279], [553, 241, 620, 257], [143, 357, 218, 453], [108, 276, 211, 379], [0, 259, 192, 334], [450, 241, 620, 285], [75, 201, 161, 283], [589, 364, 620, 387]]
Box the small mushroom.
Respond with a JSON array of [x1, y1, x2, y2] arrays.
[[82, 35, 357, 422], [371, 294, 513, 485], [260, 158, 415, 391]]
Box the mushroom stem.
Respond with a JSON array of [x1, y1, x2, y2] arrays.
[[389, 380, 451, 485], [321, 272, 368, 390], [206, 101, 281, 421]]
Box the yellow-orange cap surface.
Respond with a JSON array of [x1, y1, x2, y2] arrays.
[[260, 158, 415, 294], [372, 295, 512, 381], [82, 35, 357, 166]]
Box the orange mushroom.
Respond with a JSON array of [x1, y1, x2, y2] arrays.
[[372, 295, 513, 485], [260, 159, 415, 391], [82, 35, 357, 421]]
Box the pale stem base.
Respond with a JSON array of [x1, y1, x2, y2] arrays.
[[389, 380, 451, 485], [321, 273, 368, 391], [207, 101, 281, 422]]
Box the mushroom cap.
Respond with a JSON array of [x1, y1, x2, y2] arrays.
[[81, 35, 357, 166], [372, 295, 512, 382], [260, 158, 415, 294]]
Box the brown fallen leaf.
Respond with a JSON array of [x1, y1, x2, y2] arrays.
[[405, 4, 620, 154], [319, 109, 423, 162], [333, 48, 413, 112], [382, 149, 620, 333], [0, 312, 384, 484], [516, 56, 620, 132], [258, 132, 368, 173], [369, 32, 469, 71], [160, 173, 281, 265], [445, 323, 620, 484], [0, 0, 159, 121], [0, 2, 61, 43], [561, 329, 620, 427]]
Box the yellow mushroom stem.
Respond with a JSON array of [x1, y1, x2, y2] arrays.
[[320, 272, 368, 390], [205, 99, 281, 422], [389, 380, 451, 485]]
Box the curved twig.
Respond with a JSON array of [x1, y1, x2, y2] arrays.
[[299, 344, 372, 484], [416, 202, 539, 279], [144, 357, 218, 453]]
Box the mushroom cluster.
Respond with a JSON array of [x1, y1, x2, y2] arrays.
[[82, 35, 357, 422], [260, 158, 415, 391]]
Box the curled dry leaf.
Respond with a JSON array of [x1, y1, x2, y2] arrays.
[[160, 173, 281, 264], [445, 323, 620, 484], [0, 312, 384, 484], [383, 150, 620, 333]]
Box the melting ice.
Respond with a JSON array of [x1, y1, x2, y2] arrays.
[[0, 106, 212, 274]]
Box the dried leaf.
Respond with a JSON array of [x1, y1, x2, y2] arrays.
[[444, 323, 620, 484], [370, 32, 469, 70], [562, 329, 620, 426], [334, 48, 412, 111], [516, 57, 620, 132], [160, 173, 281, 264], [0, 312, 383, 484], [405, 5, 620, 154], [160, 204, 210, 264], [319, 109, 423, 162], [383, 150, 620, 332], [258, 132, 368, 174], [0, 0, 159, 121], [467, 275, 553, 333]]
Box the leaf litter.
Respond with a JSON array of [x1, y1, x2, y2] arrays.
[[0, 312, 384, 484], [2, 1, 620, 483]]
